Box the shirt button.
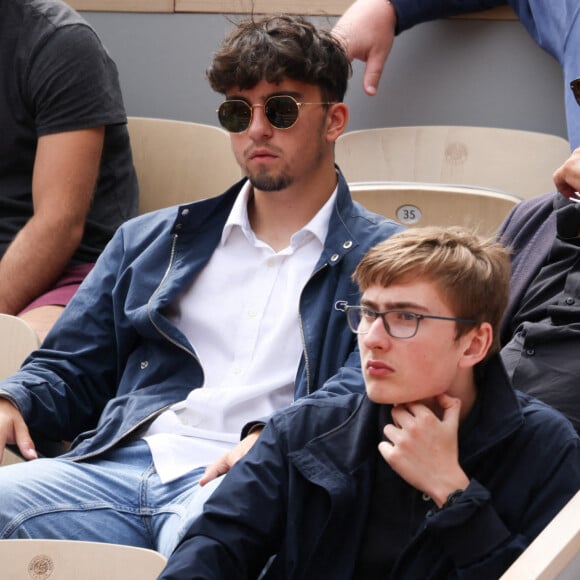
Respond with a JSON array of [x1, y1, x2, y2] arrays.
[[422, 493, 431, 502], [565, 297, 575, 305], [526, 348, 535, 356], [181, 208, 190, 216], [248, 309, 257, 318], [140, 361, 149, 369]]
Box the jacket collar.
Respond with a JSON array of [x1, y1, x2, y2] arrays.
[[291, 355, 523, 485], [170, 169, 364, 270]]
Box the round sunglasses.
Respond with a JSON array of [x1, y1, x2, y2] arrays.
[[217, 95, 335, 133]]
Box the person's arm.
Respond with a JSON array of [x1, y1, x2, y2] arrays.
[[0, 128, 104, 315], [385, 393, 580, 577], [0, 222, 135, 448], [332, 0, 398, 96], [160, 418, 289, 580], [332, 0, 506, 95], [200, 345, 367, 485], [423, 438, 580, 577]]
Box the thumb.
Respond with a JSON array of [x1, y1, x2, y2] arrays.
[[436, 393, 461, 426]]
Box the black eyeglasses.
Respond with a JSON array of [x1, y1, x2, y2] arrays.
[[217, 95, 335, 133], [335, 301, 476, 339], [571, 78, 580, 106]]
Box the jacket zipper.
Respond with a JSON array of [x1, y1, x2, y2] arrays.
[[299, 262, 328, 396], [72, 232, 202, 461]]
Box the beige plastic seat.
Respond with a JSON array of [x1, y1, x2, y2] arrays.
[[336, 125, 570, 200], [0, 314, 40, 381], [0, 314, 40, 466], [127, 116, 242, 214], [0, 539, 167, 580], [349, 181, 520, 236], [500, 490, 580, 580]]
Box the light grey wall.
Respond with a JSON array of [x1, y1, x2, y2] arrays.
[[82, 12, 567, 140]]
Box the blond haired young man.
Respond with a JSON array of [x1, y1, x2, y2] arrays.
[[162, 227, 580, 579]]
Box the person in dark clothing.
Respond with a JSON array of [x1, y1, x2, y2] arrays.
[[332, 0, 580, 433], [159, 227, 580, 579], [0, 0, 138, 339], [498, 145, 580, 432]]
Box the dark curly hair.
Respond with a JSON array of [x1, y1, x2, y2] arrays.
[[207, 15, 351, 102]]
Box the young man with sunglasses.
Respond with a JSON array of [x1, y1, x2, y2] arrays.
[[160, 227, 580, 579], [0, 15, 401, 554]]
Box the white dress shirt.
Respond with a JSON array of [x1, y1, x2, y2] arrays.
[[143, 182, 336, 482]]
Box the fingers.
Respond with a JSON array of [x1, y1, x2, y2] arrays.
[[0, 399, 37, 462], [332, 0, 397, 96], [361, 33, 395, 96], [13, 418, 37, 460], [199, 430, 262, 486], [362, 53, 386, 96], [200, 455, 230, 487]]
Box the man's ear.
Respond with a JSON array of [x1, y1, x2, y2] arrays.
[[459, 322, 493, 369], [326, 102, 349, 143]]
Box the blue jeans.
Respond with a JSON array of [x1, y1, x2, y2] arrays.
[[0, 440, 223, 556]]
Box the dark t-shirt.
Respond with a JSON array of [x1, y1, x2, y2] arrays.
[[0, 0, 138, 264]]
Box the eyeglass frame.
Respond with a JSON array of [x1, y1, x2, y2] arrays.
[[571, 78, 580, 106], [334, 300, 476, 339], [216, 95, 336, 133]]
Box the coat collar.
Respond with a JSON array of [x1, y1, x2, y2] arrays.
[[170, 169, 367, 270], [290, 355, 523, 486]]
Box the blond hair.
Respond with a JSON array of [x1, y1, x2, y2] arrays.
[[353, 226, 511, 356]]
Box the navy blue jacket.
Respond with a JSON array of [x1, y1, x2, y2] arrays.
[[162, 356, 580, 579], [0, 173, 402, 459]]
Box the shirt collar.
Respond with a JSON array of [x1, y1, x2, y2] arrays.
[[220, 180, 338, 248]]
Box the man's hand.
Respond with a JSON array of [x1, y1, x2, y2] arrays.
[[332, 0, 397, 96], [379, 394, 469, 507], [199, 429, 262, 486], [0, 398, 37, 463], [553, 147, 580, 199]]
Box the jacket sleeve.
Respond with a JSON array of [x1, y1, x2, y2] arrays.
[[391, 0, 507, 33], [314, 346, 366, 398], [417, 431, 580, 578], [159, 419, 289, 580], [390, 0, 580, 148], [0, 226, 131, 440]]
